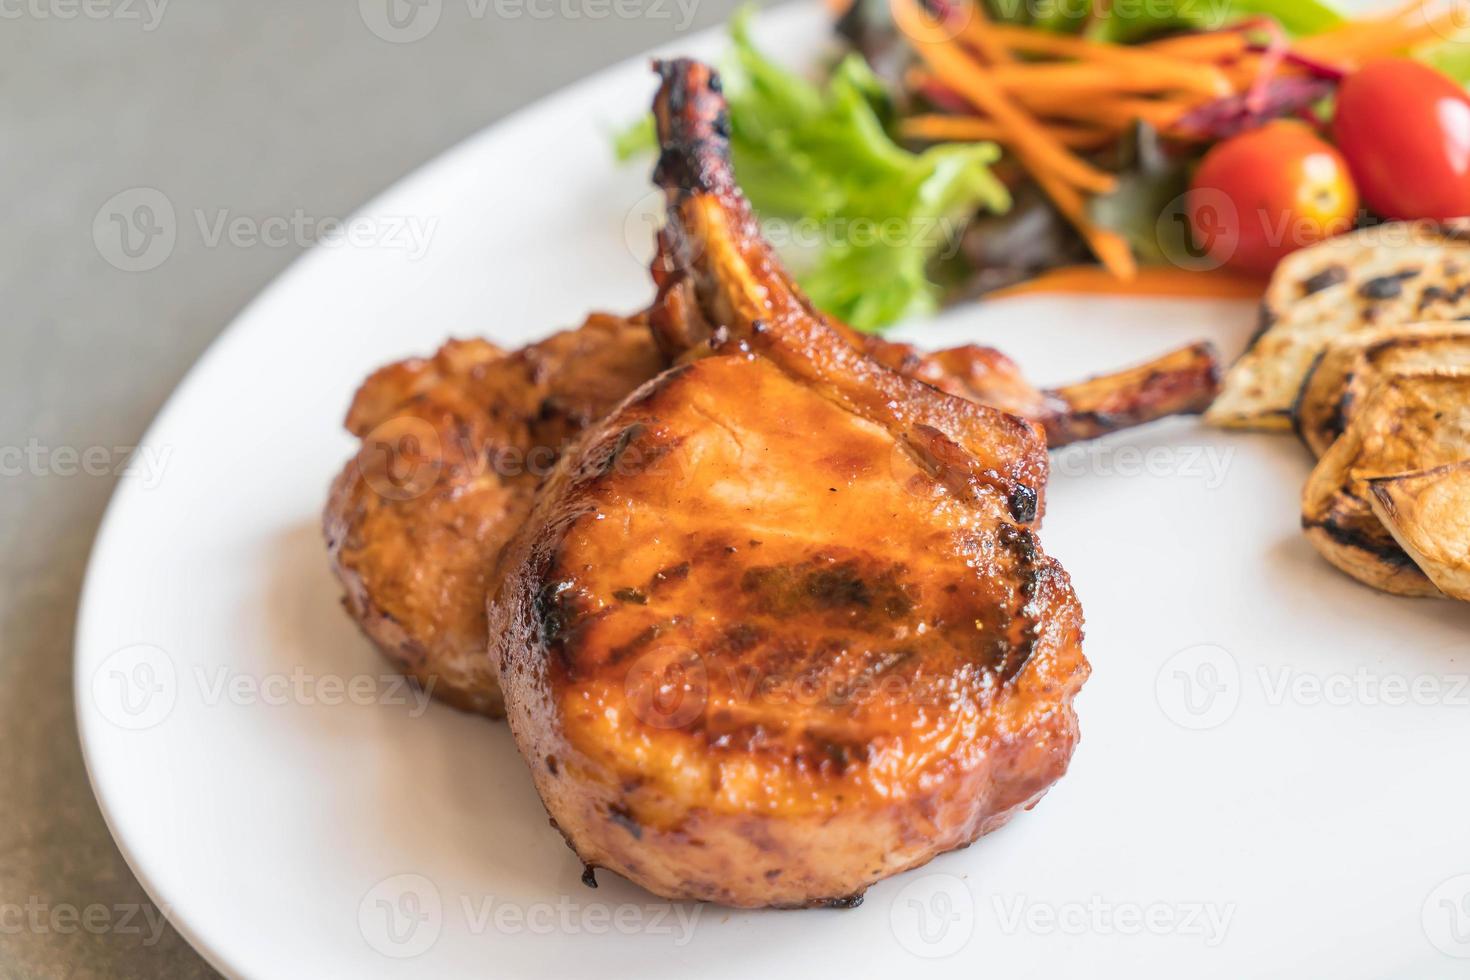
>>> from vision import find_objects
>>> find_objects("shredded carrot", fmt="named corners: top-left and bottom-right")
top-left (1295, 0), bottom-right (1467, 61)
top-left (981, 25), bottom-right (1233, 97)
top-left (902, 113), bottom-right (1116, 149)
top-left (1031, 165), bottom-right (1138, 280)
top-left (908, 66), bottom-right (1191, 132)
top-left (1362, 7), bottom-right (1470, 55)
top-left (890, 0), bottom-right (1119, 195)
top-left (1144, 31), bottom-right (1251, 62)
top-left (1089, 229), bottom-right (1141, 281)
top-left (1291, 0), bottom-right (1424, 55)
top-left (958, 0), bottom-right (1015, 64)
top-left (987, 265), bottom-right (1265, 300)
top-left (984, 61), bottom-right (1226, 97)
top-left (1011, 89), bottom-right (1192, 129)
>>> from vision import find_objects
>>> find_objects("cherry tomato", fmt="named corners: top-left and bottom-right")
top-left (1186, 121), bottom-right (1358, 277)
top-left (1333, 58), bottom-right (1470, 221)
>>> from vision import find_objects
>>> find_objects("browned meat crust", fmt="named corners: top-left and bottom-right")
top-left (485, 59), bottom-right (1090, 908)
top-left (323, 314), bottom-right (665, 715)
top-left (324, 67), bottom-right (1216, 721)
top-left (856, 336), bottom-right (1220, 447)
top-left (640, 75), bottom-right (1217, 447)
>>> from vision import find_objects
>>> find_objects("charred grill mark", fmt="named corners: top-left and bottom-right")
top-left (1328, 392), bottom-right (1352, 444)
top-left (1300, 264), bottom-right (1346, 296)
top-left (994, 523), bottom-right (1043, 682)
top-left (596, 423), bottom-right (647, 478)
top-left (1358, 269), bottom-right (1420, 301)
top-left (1418, 284), bottom-right (1448, 310)
top-left (1417, 281), bottom-right (1470, 310)
top-left (652, 59), bottom-right (735, 199)
top-left (535, 579), bottom-right (578, 653)
top-left (609, 803), bottom-right (644, 840)
top-left (706, 716), bottom-right (876, 774)
top-left (692, 537), bottom-right (742, 563)
top-left (1302, 517), bottom-right (1418, 567)
top-left (607, 619), bottom-right (675, 664)
top-left (740, 565), bottom-right (800, 610)
top-left (807, 565), bottom-right (872, 608)
top-left (1248, 302), bottom-right (1277, 346)
top-left (1288, 348), bottom-right (1328, 443)
top-left (739, 559), bottom-right (915, 620)
top-left (721, 622), bottom-right (765, 652)
top-left (613, 587), bottom-right (649, 604)
top-left (599, 426), bottom-right (685, 482)
top-left (820, 739), bottom-right (856, 773)
top-left (648, 562), bottom-right (692, 592)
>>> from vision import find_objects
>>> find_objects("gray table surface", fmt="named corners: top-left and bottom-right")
top-left (1, 1), bottom-right (741, 974)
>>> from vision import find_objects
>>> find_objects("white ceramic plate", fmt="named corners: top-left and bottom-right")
top-left (77, 4), bottom-right (1470, 977)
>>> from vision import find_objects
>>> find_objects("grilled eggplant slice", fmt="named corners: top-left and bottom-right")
top-left (1302, 371), bottom-right (1470, 596)
top-left (1208, 224), bottom-right (1470, 431)
top-left (1293, 322), bottom-right (1470, 457)
top-left (1368, 460), bottom-right (1470, 602)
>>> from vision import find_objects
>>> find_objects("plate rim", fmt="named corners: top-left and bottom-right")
top-left (69, 6), bottom-right (827, 974)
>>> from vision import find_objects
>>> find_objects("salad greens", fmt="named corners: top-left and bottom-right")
top-left (619, 0), bottom-right (1470, 328)
top-left (1422, 39), bottom-right (1470, 83)
top-left (618, 8), bottom-right (1009, 332)
top-left (983, 0), bottom-right (1343, 43)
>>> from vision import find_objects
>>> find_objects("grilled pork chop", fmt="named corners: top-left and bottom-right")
top-left (485, 60), bottom-right (1090, 908)
top-left (329, 328), bottom-right (1207, 721)
top-left (327, 318), bottom-right (1209, 718)
top-left (326, 85), bottom-right (1215, 720)
top-left (323, 314), bottom-right (665, 714)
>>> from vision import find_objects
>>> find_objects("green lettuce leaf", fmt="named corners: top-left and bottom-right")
top-left (1085, 0), bottom-right (1343, 43)
top-left (618, 8), bottom-right (1010, 332)
top-left (1420, 40), bottom-right (1470, 84)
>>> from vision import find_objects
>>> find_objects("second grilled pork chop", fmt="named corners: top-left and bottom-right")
top-left (485, 60), bottom-right (1090, 907)
top-left (324, 314), bottom-right (665, 714)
